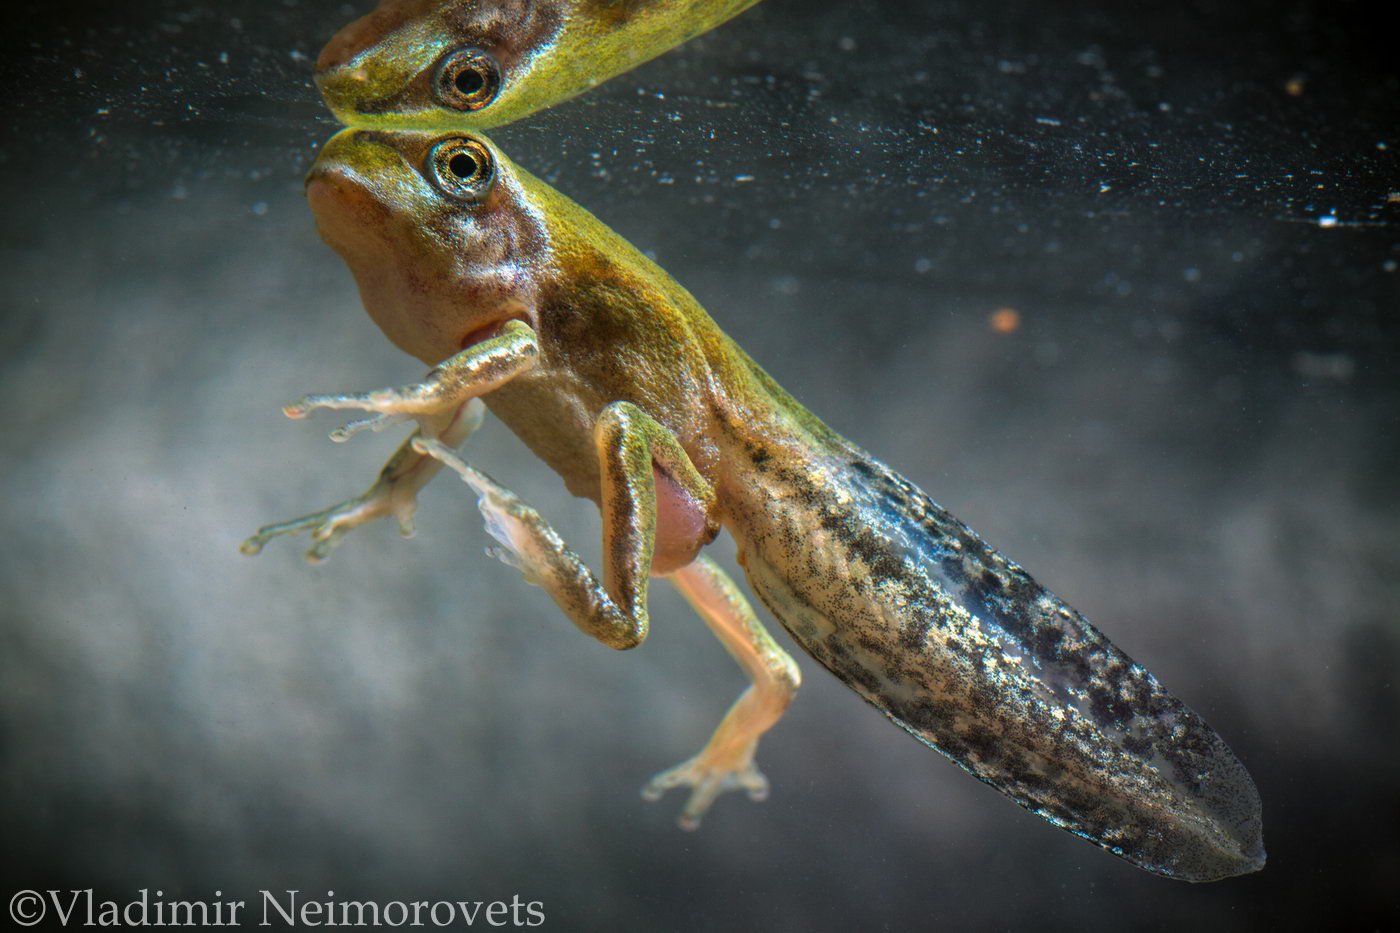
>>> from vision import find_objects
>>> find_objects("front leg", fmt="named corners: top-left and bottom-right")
top-left (412, 400), bottom-right (715, 650)
top-left (284, 319), bottom-right (538, 420)
top-left (241, 321), bottom-right (539, 561)
top-left (240, 400), bottom-right (484, 562)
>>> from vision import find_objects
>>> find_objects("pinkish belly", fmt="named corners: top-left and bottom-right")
top-left (652, 466), bottom-right (715, 575)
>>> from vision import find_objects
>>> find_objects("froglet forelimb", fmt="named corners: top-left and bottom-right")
top-left (283, 318), bottom-right (540, 419)
top-left (241, 314), bottom-right (538, 562)
top-left (240, 399), bottom-right (485, 562)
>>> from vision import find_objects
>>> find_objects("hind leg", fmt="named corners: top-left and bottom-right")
top-left (644, 555), bottom-right (801, 829)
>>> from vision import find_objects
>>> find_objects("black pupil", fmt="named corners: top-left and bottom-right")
top-left (448, 152), bottom-right (478, 181)
top-left (455, 68), bottom-right (485, 96)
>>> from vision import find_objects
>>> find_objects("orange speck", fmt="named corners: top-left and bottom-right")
top-left (1284, 75), bottom-right (1306, 97)
top-left (989, 307), bottom-right (1022, 334)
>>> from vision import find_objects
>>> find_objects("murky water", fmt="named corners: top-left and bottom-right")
top-left (3, 0), bottom-right (1396, 928)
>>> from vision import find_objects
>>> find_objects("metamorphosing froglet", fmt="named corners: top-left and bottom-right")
top-left (243, 128), bottom-right (1265, 882)
top-left (316, 0), bottom-right (764, 130)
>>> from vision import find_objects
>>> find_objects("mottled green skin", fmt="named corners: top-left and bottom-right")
top-left (316, 0), bottom-right (763, 129)
top-left (299, 128), bottom-right (1265, 881)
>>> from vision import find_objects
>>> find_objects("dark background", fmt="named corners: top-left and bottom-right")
top-left (2, 0), bottom-right (1397, 929)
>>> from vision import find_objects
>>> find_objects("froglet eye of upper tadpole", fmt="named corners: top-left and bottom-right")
top-left (434, 48), bottom-right (501, 111)
top-left (426, 137), bottom-right (495, 203)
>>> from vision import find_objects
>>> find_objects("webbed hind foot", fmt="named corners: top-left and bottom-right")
top-left (643, 751), bottom-right (770, 830)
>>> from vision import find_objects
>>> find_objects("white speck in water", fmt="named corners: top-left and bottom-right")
top-left (250, 201), bottom-right (268, 216)
top-left (734, 174), bottom-right (755, 183)
top-left (1035, 116), bottom-right (1062, 127)
top-left (1317, 214), bottom-right (1338, 228)
top-left (1099, 184), bottom-right (1112, 193)
top-left (837, 36), bottom-right (857, 52)
top-left (1158, 101), bottom-right (1172, 112)
top-left (768, 218), bottom-right (782, 230)
top-left (1183, 267), bottom-right (1202, 283)
top-left (914, 258), bottom-right (932, 273)
top-left (1382, 259), bottom-right (1397, 273)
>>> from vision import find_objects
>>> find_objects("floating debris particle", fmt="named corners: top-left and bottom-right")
top-left (989, 308), bottom-right (1022, 334)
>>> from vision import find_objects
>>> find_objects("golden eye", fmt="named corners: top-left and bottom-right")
top-left (434, 48), bottom-right (501, 111)
top-left (426, 137), bottom-right (495, 203)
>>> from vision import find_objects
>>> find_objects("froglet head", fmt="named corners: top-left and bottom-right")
top-left (316, 0), bottom-right (761, 130)
top-left (305, 127), bottom-right (550, 364)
